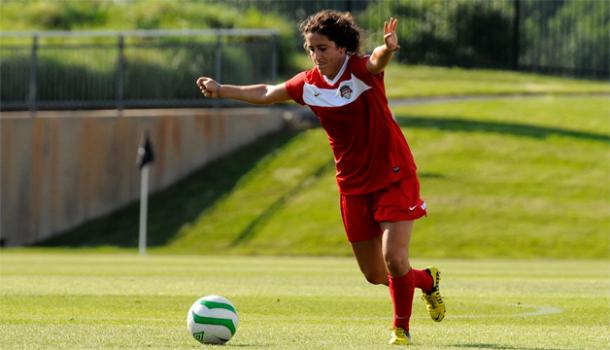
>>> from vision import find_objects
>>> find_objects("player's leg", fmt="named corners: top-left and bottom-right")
top-left (341, 193), bottom-right (388, 285)
top-left (381, 220), bottom-right (412, 277)
top-left (373, 176), bottom-right (438, 344)
top-left (350, 235), bottom-right (388, 285)
top-left (381, 220), bottom-right (414, 345)
top-left (381, 221), bottom-right (444, 344)
top-left (381, 220), bottom-right (444, 331)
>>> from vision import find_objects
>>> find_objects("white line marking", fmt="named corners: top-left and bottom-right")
top-left (446, 303), bottom-right (563, 319)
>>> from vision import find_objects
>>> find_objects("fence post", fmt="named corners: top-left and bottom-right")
top-left (271, 33), bottom-right (278, 83)
top-left (215, 31), bottom-right (222, 84)
top-left (28, 34), bottom-right (38, 115)
top-left (117, 34), bottom-right (125, 111)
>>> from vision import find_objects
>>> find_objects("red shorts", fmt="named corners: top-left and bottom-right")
top-left (339, 175), bottom-right (427, 242)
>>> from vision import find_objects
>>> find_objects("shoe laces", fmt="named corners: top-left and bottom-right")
top-left (431, 289), bottom-right (443, 305)
top-left (423, 288), bottom-right (443, 307)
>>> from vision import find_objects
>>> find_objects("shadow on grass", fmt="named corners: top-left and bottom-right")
top-left (36, 129), bottom-right (300, 248)
top-left (396, 115), bottom-right (610, 143)
top-left (230, 158), bottom-right (335, 247)
top-left (453, 343), bottom-right (564, 350)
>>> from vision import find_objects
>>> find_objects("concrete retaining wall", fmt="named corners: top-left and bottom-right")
top-left (0, 108), bottom-right (285, 246)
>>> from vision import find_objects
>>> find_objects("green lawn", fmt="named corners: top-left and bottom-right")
top-left (384, 64), bottom-right (610, 98)
top-left (290, 56), bottom-right (610, 99)
top-left (39, 96), bottom-right (610, 258)
top-left (0, 252), bottom-right (607, 349)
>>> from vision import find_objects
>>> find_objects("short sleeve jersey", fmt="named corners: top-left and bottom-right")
top-left (284, 55), bottom-right (417, 195)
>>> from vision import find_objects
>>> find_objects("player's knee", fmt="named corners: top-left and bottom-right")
top-left (384, 252), bottom-right (409, 276)
top-left (363, 272), bottom-right (387, 285)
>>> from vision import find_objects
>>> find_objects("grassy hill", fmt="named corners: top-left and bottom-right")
top-left (384, 64), bottom-right (610, 98)
top-left (39, 95), bottom-right (609, 258)
top-left (290, 57), bottom-right (610, 97)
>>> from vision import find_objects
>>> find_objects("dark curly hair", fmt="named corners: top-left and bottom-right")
top-left (299, 10), bottom-right (363, 55)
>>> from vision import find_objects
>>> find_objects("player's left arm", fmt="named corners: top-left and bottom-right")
top-left (366, 17), bottom-right (400, 75)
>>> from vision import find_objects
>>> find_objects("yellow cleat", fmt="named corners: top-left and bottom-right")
top-left (421, 266), bottom-right (445, 322)
top-left (388, 327), bottom-right (411, 345)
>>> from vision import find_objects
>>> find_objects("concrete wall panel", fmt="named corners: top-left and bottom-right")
top-left (0, 108), bottom-right (284, 246)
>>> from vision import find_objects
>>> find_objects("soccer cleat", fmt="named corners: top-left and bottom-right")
top-left (421, 266), bottom-right (445, 322)
top-left (388, 327), bottom-right (411, 345)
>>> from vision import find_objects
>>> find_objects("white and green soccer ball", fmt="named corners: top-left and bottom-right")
top-left (187, 295), bottom-right (239, 345)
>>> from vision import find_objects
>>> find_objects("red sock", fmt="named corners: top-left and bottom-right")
top-left (388, 270), bottom-right (415, 332)
top-left (412, 268), bottom-right (434, 293)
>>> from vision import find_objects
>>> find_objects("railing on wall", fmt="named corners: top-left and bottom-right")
top-left (0, 29), bottom-right (279, 112)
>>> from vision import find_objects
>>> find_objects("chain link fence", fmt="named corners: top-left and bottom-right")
top-left (221, 0), bottom-right (609, 77)
top-left (1, 0), bottom-right (607, 111)
top-left (0, 29), bottom-right (278, 111)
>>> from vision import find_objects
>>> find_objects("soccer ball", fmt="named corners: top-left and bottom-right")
top-left (187, 295), bottom-right (239, 345)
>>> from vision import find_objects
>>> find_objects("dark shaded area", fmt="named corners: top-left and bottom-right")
top-left (230, 159), bottom-right (335, 247)
top-left (396, 115), bottom-right (610, 143)
top-left (395, 2), bottom-right (513, 68)
top-left (418, 172), bottom-right (446, 179)
top-left (36, 129), bottom-right (300, 248)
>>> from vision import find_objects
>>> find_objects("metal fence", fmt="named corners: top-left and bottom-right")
top-left (1, 0), bottom-right (607, 111)
top-left (0, 29), bottom-right (278, 111)
top-left (516, 0), bottom-right (609, 77)
top-left (222, 0), bottom-right (609, 77)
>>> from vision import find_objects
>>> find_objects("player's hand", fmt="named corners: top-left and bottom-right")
top-left (383, 17), bottom-right (400, 52)
top-left (196, 77), bottom-right (221, 99)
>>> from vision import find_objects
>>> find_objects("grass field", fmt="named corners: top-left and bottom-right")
top-left (290, 57), bottom-right (610, 98)
top-left (41, 96), bottom-right (610, 258)
top-left (4, 62), bottom-right (608, 349)
top-left (383, 64), bottom-right (610, 98)
top-left (0, 252), bottom-right (607, 349)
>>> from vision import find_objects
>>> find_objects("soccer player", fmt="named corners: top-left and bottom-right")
top-left (196, 10), bottom-right (445, 345)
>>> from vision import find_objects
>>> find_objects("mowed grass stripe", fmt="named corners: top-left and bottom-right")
top-left (0, 253), bottom-right (607, 349)
top-left (383, 63), bottom-right (610, 98)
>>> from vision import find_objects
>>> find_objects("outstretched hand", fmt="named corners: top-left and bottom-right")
top-left (383, 17), bottom-right (400, 52)
top-left (196, 77), bottom-right (221, 98)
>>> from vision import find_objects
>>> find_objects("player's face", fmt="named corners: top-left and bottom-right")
top-left (304, 32), bottom-right (346, 79)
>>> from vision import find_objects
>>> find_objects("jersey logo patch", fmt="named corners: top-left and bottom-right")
top-left (303, 74), bottom-right (371, 108)
top-left (340, 84), bottom-right (353, 99)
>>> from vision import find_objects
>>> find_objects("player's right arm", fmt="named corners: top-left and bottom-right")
top-left (196, 77), bottom-right (291, 105)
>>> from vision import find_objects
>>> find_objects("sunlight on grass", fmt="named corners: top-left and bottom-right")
top-left (384, 64), bottom-right (610, 98)
top-left (288, 56), bottom-right (610, 98)
top-left (39, 97), bottom-right (610, 259)
top-left (0, 253), bottom-right (607, 349)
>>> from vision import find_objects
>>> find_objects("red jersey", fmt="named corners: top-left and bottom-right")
top-left (284, 55), bottom-right (417, 195)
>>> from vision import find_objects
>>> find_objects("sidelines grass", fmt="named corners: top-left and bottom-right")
top-left (40, 96), bottom-right (609, 258)
top-left (0, 252), bottom-right (607, 349)
top-left (290, 56), bottom-right (610, 98)
top-left (384, 64), bottom-right (610, 98)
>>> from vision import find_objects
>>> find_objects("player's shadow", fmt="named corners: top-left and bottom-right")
top-left (395, 115), bottom-right (610, 143)
top-left (454, 343), bottom-right (564, 350)
top-left (36, 129), bottom-right (301, 248)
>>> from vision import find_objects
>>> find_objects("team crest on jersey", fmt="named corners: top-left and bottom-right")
top-left (302, 74), bottom-right (370, 107)
top-left (339, 84), bottom-right (353, 99)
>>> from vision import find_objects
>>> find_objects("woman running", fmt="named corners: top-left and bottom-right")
top-left (196, 10), bottom-right (445, 346)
